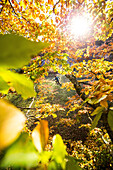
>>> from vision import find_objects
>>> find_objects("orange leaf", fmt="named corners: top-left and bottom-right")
top-left (48, 0), bottom-right (53, 5)
top-left (100, 99), bottom-right (108, 109)
top-left (32, 120), bottom-right (49, 152)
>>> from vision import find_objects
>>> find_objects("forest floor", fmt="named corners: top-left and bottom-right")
top-left (4, 74), bottom-right (100, 153)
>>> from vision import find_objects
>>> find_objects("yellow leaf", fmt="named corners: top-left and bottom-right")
top-left (0, 99), bottom-right (26, 150)
top-left (100, 99), bottom-right (108, 109)
top-left (20, 0), bottom-right (26, 10)
top-left (32, 120), bottom-right (49, 152)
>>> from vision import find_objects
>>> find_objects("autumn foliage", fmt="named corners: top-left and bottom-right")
top-left (0, 0), bottom-right (113, 169)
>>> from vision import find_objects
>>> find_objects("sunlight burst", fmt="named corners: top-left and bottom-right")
top-left (70, 15), bottom-right (91, 38)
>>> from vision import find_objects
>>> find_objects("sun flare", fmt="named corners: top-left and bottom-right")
top-left (70, 15), bottom-right (91, 38)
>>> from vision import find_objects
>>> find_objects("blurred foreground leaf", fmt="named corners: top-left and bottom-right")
top-left (0, 100), bottom-right (26, 150)
top-left (52, 134), bottom-right (67, 169)
top-left (0, 69), bottom-right (36, 98)
top-left (0, 133), bottom-right (38, 168)
top-left (0, 34), bottom-right (49, 69)
top-left (32, 120), bottom-right (49, 152)
top-left (0, 76), bottom-right (9, 94)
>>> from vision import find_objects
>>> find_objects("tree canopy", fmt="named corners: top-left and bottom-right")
top-left (0, 0), bottom-right (113, 169)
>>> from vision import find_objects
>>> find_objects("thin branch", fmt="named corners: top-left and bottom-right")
top-left (78, 81), bottom-right (92, 86)
top-left (26, 97), bottom-right (35, 117)
top-left (53, 0), bottom-right (60, 13)
top-left (8, 0), bottom-right (33, 27)
top-left (8, 0), bottom-right (18, 16)
top-left (65, 74), bottom-right (96, 109)
top-left (18, 107), bottom-right (36, 110)
top-left (90, 70), bottom-right (99, 80)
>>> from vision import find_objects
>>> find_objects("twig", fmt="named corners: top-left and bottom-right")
top-left (79, 81), bottom-right (92, 86)
top-left (8, 0), bottom-right (33, 27)
top-left (65, 74), bottom-right (96, 109)
top-left (8, 0), bottom-right (18, 16)
top-left (90, 70), bottom-right (99, 80)
top-left (53, 0), bottom-right (60, 13)
top-left (0, 0), bottom-right (7, 14)
top-left (26, 97), bottom-right (35, 117)
top-left (18, 107), bottom-right (36, 110)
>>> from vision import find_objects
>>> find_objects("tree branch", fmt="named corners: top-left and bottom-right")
top-left (8, 0), bottom-right (33, 27)
top-left (53, 0), bottom-right (60, 13)
top-left (78, 81), bottom-right (92, 86)
top-left (26, 97), bottom-right (35, 117)
top-left (8, 0), bottom-right (18, 16)
top-left (89, 70), bottom-right (99, 80)
top-left (18, 107), bottom-right (36, 110)
top-left (65, 74), bottom-right (96, 109)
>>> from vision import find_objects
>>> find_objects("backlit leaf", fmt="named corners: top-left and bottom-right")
top-left (52, 134), bottom-right (67, 169)
top-left (32, 120), bottom-right (49, 152)
top-left (0, 76), bottom-right (9, 94)
top-left (48, 161), bottom-right (62, 170)
top-left (100, 99), bottom-right (108, 108)
top-left (0, 133), bottom-right (38, 168)
top-left (0, 100), bottom-right (26, 150)
top-left (0, 69), bottom-right (36, 98)
top-left (91, 106), bottom-right (105, 116)
top-left (94, 95), bottom-right (108, 104)
top-left (0, 34), bottom-right (49, 69)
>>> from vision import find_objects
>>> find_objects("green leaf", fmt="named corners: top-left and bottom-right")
top-left (48, 161), bottom-right (62, 170)
top-left (0, 34), bottom-right (49, 68)
top-left (0, 76), bottom-right (9, 94)
top-left (108, 110), bottom-right (113, 131)
top-left (0, 69), bottom-right (36, 98)
top-left (66, 156), bottom-right (82, 170)
top-left (91, 106), bottom-right (105, 116)
top-left (0, 133), bottom-right (38, 168)
top-left (52, 134), bottom-right (67, 169)
top-left (37, 151), bottom-right (52, 164)
top-left (91, 112), bottom-right (103, 130)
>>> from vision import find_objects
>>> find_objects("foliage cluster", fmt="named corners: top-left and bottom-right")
top-left (71, 126), bottom-right (113, 169)
top-left (0, 0), bottom-right (113, 169)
